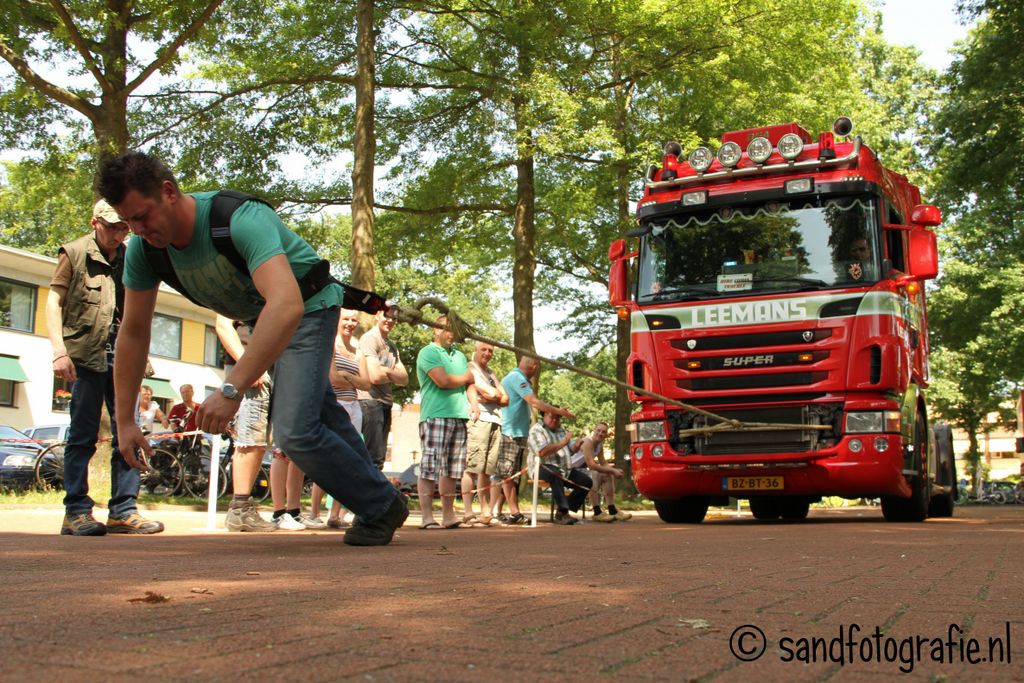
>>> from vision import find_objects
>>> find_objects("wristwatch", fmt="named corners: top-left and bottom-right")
top-left (220, 383), bottom-right (242, 400)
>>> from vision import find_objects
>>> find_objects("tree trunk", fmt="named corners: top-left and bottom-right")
top-left (511, 96), bottom-right (536, 361)
top-left (350, 0), bottom-right (377, 293)
top-left (611, 71), bottom-right (635, 489)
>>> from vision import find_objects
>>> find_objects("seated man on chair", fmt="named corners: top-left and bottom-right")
top-left (577, 421), bottom-right (631, 523)
top-left (529, 411), bottom-right (591, 525)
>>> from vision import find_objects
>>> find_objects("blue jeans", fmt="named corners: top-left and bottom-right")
top-left (359, 399), bottom-right (392, 470)
top-left (540, 464), bottom-right (592, 513)
top-left (64, 363), bottom-right (140, 516)
top-left (271, 307), bottom-right (395, 522)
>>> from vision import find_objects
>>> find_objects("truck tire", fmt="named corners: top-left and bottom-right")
top-left (749, 497), bottom-right (781, 520)
top-left (654, 497), bottom-right (708, 523)
top-left (778, 497), bottom-right (811, 520)
top-left (882, 411), bottom-right (929, 523)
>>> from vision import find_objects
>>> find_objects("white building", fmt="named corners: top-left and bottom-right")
top-left (0, 243), bottom-right (225, 431)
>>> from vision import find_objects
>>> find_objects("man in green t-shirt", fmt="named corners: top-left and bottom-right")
top-left (415, 316), bottom-right (475, 529)
top-left (98, 151), bottom-right (408, 547)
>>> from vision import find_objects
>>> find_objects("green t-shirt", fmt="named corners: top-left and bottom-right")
top-left (416, 342), bottom-right (469, 421)
top-left (123, 191), bottom-right (343, 321)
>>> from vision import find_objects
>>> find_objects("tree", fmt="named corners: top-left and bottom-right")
top-left (927, 0), bottom-right (1024, 473)
top-left (0, 0), bottom-right (226, 164)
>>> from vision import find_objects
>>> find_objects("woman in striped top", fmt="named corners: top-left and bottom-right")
top-left (311, 309), bottom-right (371, 528)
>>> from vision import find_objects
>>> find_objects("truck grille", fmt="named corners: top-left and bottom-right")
top-left (668, 404), bottom-right (841, 457)
top-left (678, 372), bottom-right (828, 391)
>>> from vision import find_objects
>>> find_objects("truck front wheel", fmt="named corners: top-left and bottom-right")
top-left (881, 411), bottom-right (929, 523)
top-left (655, 497), bottom-right (709, 523)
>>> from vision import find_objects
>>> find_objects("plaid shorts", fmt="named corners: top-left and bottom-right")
top-left (418, 418), bottom-right (468, 481)
top-left (495, 435), bottom-right (526, 479)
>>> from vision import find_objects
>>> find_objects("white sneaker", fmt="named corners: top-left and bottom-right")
top-left (275, 512), bottom-right (305, 530)
top-left (299, 512), bottom-right (327, 529)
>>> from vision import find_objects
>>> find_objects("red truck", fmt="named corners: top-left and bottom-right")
top-left (608, 118), bottom-right (957, 523)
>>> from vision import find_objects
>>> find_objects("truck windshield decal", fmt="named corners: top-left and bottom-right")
top-left (638, 195), bottom-right (880, 303)
top-left (632, 291), bottom-right (913, 332)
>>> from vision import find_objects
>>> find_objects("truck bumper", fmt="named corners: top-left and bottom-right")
top-left (632, 434), bottom-right (911, 500)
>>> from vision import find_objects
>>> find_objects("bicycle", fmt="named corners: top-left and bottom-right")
top-left (34, 441), bottom-right (65, 491)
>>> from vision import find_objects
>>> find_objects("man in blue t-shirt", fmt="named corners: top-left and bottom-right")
top-left (98, 151), bottom-right (407, 546)
top-left (492, 355), bottom-right (575, 524)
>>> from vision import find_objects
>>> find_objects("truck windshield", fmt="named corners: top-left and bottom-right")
top-left (637, 195), bottom-right (881, 302)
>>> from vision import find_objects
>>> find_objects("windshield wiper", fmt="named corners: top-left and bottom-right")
top-left (754, 277), bottom-right (830, 290)
top-left (646, 285), bottom-right (721, 301)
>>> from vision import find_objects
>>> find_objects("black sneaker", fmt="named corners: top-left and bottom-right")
top-left (343, 494), bottom-right (409, 546)
top-left (61, 512), bottom-right (107, 536)
top-left (509, 512), bottom-right (526, 525)
top-left (496, 514), bottom-right (512, 524)
top-left (553, 511), bottom-right (577, 525)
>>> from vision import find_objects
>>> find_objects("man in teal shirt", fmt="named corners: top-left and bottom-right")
top-left (99, 151), bottom-right (408, 546)
top-left (415, 315), bottom-right (474, 528)
top-left (493, 356), bottom-right (575, 524)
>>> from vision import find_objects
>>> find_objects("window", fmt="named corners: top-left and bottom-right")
top-left (0, 278), bottom-right (36, 332)
top-left (884, 201), bottom-right (907, 272)
top-left (150, 314), bottom-right (182, 358)
top-left (204, 325), bottom-right (225, 367)
top-left (0, 379), bottom-right (13, 407)
top-left (52, 377), bottom-right (72, 413)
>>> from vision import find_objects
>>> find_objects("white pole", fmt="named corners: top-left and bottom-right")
top-left (206, 433), bottom-right (222, 531)
top-left (530, 454), bottom-right (540, 527)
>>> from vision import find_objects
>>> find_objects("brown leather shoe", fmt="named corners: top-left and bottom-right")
top-left (106, 512), bottom-right (165, 534)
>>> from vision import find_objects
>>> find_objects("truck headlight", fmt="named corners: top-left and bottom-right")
top-left (688, 147), bottom-right (713, 173)
top-left (631, 420), bottom-right (666, 443)
top-left (778, 133), bottom-right (804, 160)
top-left (845, 411), bottom-right (901, 433)
top-left (746, 136), bottom-right (772, 164)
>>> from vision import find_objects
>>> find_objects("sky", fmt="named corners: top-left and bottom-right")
top-left (879, 0), bottom-right (973, 70)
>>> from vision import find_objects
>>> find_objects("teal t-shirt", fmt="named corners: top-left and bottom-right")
top-left (501, 367), bottom-right (534, 438)
top-left (416, 342), bottom-right (469, 421)
top-left (123, 191), bottom-right (343, 321)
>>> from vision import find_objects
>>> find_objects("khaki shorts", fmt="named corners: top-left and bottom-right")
top-left (234, 384), bottom-right (271, 448)
top-left (465, 419), bottom-right (502, 475)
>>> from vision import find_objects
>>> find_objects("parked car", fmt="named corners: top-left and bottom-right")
top-left (382, 463), bottom-right (419, 497)
top-left (22, 424), bottom-right (70, 444)
top-left (0, 425), bottom-right (45, 490)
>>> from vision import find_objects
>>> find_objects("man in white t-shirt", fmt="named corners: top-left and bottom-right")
top-left (461, 342), bottom-right (508, 525)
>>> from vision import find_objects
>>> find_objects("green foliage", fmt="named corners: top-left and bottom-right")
top-left (0, 154), bottom-right (95, 253)
top-left (541, 348), bottom-right (622, 442)
top-left (926, 0), bottom-right (1024, 443)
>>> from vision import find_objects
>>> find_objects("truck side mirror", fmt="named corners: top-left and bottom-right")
top-left (907, 229), bottom-right (938, 280)
top-left (911, 204), bottom-right (941, 227)
top-left (609, 239), bottom-right (631, 307)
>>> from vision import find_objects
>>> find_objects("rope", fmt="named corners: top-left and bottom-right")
top-left (396, 297), bottom-right (829, 436)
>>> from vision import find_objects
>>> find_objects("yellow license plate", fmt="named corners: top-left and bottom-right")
top-left (723, 476), bottom-right (784, 492)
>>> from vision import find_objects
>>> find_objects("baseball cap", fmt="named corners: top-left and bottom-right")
top-left (92, 199), bottom-right (125, 225)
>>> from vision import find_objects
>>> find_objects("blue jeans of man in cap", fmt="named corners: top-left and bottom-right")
top-left (63, 363), bottom-right (141, 516)
top-left (270, 306), bottom-right (395, 521)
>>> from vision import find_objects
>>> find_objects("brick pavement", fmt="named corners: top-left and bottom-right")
top-left (0, 504), bottom-right (1021, 682)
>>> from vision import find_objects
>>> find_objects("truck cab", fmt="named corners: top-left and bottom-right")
top-left (609, 119), bottom-right (956, 523)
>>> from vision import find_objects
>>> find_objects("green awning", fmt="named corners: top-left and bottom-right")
top-left (145, 378), bottom-right (177, 400)
top-left (0, 356), bottom-right (28, 382)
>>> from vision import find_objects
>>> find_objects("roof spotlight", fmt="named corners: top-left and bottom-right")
top-left (663, 141), bottom-right (683, 157)
top-left (688, 147), bottom-right (714, 173)
top-left (746, 136), bottom-right (772, 164)
top-left (717, 141), bottom-right (742, 168)
top-left (778, 133), bottom-right (804, 160)
top-left (833, 116), bottom-right (854, 137)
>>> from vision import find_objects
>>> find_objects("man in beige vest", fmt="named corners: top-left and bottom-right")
top-left (45, 200), bottom-right (164, 536)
